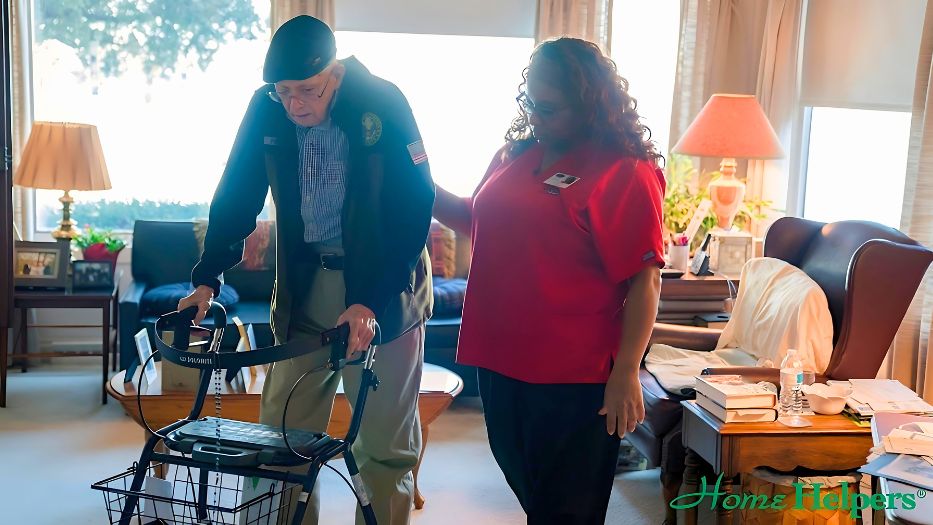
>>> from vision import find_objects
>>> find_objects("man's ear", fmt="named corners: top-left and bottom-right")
top-left (332, 62), bottom-right (347, 85)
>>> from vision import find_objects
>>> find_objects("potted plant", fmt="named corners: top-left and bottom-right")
top-left (663, 154), bottom-right (770, 251)
top-left (74, 226), bottom-right (126, 272)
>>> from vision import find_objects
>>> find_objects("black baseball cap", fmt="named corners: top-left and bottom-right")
top-left (263, 15), bottom-right (336, 83)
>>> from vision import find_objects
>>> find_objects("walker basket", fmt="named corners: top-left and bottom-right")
top-left (93, 461), bottom-right (299, 525)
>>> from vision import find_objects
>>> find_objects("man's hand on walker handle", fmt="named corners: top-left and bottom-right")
top-left (177, 285), bottom-right (215, 325)
top-left (599, 369), bottom-right (645, 437)
top-left (337, 304), bottom-right (377, 359)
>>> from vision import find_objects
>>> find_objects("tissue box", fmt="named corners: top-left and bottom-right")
top-left (708, 230), bottom-right (753, 275)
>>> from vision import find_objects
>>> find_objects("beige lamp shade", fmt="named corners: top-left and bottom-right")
top-left (13, 121), bottom-right (111, 191)
top-left (672, 94), bottom-right (784, 159)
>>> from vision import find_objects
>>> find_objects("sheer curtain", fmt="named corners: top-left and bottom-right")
top-left (10, 0), bottom-right (33, 240)
top-left (888, 0), bottom-right (933, 401)
top-left (669, 0), bottom-right (804, 235)
top-left (271, 0), bottom-right (335, 32)
top-left (536, 0), bottom-right (613, 51)
top-left (746, 0), bottom-right (806, 235)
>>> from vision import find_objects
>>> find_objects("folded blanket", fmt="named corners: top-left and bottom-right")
top-left (645, 344), bottom-right (758, 395)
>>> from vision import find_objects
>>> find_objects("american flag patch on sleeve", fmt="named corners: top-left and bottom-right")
top-left (407, 140), bottom-right (428, 165)
top-left (642, 251), bottom-right (656, 261)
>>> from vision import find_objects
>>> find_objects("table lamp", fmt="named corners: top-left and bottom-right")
top-left (672, 94), bottom-right (784, 230)
top-left (13, 121), bottom-right (111, 240)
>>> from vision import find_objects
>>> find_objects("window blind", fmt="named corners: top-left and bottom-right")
top-left (334, 0), bottom-right (537, 38)
top-left (801, 0), bottom-right (925, 111)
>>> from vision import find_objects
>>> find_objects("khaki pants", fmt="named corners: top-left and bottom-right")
top-left (260, 262), bottom-right (424, 525)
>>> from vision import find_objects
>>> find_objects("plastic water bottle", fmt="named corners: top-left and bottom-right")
top-left (779, 349), bottom-right (803, 415)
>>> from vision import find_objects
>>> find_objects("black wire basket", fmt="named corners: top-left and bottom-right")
top-left (92, 462), bottom-right (299, 525)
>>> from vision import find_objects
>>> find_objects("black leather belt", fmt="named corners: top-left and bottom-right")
top-left (319, 253), bottom-right (345, 271)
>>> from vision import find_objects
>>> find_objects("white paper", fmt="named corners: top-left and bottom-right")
top-left (239, 476), bottom-right (282, 525)
top-left (142, 476), bottom-right (175, 522)
top-left (684, 199), bottom-right (712, 246)
top-left (882, 429), bottom-right (933, 456)
top-left (849, 379), bottom-right (933, 413)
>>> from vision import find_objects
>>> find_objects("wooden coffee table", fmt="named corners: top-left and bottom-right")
top-left (681, 400), bottom-right (873, 525)
top-left (107, 362), bottom-right (463, 509)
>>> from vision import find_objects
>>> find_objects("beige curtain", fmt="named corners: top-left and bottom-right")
top-left (745, 0), bottom-right (806, 235)
top-left (887, 0), bottom-right (933, 401)
top-left (670, 0), bottom-right (803, 236)
top-left (10, 0), bottom-right (33, 240)
top-left (271, 0), bottom-right (335, 33)
top-left (669, 0), bottom-right (766, 147)
top-left (536, 0), bottom-right (613, 52)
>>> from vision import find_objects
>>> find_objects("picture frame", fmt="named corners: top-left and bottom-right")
top-left (13, 240), bottom-right (69, 289)
top-left (72, 260), bottom-right (115, 290)
top-left (226, 316), bottom-right (259, 388)
top-left (134, 328), bottom-right (159, 388)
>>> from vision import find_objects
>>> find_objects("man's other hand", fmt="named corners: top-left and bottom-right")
top-left (336, 304), bottom-right (377, 358)
top-left (177, 285), bottom-right (215, 325)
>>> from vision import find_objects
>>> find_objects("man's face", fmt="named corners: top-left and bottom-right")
top-left (273, 63), bottom-right (340, 127)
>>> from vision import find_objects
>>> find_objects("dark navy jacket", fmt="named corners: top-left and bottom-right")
top-left (192, 57), bottom-right (434, 343)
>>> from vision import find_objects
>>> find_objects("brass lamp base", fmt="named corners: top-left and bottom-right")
top-left (51, 190), bottom-right (81, 240)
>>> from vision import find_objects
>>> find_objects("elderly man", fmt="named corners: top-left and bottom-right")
top-left (178, 15), bottom-right (434, 525)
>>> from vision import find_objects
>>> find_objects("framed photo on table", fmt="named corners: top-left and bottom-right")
top-left (13, 240), bottom-right (69, 289)
top-left (72, 260), bottom-right (114, 290)
top-left (133, 328), bottom-right (159, 387)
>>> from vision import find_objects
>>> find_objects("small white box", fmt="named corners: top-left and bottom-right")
top-left (708, 230), bottom-right (753, 275)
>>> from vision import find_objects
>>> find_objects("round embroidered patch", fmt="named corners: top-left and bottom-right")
top-left (362, 112), bottom-right (382, 146)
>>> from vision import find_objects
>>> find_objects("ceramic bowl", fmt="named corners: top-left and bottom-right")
top-left (803, 383), bottom-right (849, 415)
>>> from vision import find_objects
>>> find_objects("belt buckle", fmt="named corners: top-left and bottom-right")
top-left (320, 253), bottom-right (336, 271)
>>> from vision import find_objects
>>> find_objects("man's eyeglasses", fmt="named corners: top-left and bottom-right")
top-left (268, 69), bottom-right (333, 104)
top-left (516, 92), bottom-right (568, 120)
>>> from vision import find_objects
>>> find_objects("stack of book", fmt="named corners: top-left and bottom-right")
top-left (694, 375), bottom-right (778, 423)
top-left (842, 400), bottom-right (874, 427)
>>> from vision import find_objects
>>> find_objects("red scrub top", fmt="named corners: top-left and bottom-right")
top-left (456, 142), bottom-right (666, 384)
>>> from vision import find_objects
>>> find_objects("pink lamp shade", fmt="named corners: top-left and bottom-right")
top-left (672, 94), bottom-right (784, 159)
top-left (672, 94), bottom-right (784, 230)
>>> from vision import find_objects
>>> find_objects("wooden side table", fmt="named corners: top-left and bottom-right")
top-left (6, 274), bottom-right (120, 405)
top-left (681, 400), bottom-right (873, 525)
top-left (107, 362), bottom-right (464, 510)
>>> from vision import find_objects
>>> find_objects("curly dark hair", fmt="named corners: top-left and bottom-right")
top-left (505, 38), bottom-right (662, 165)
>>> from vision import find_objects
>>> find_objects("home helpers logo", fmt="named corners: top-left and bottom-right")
top-left (670, 474), bottom-right (924, 519)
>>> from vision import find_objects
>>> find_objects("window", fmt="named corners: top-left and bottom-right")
top-left (795, 0), bottom-right (922, 229)
top-left (335, 32), bottom-right (534, 197)
top-left (610, 0), bottom-right (682, 158)
top-left (31, 0), bottom-right (271, 232)
top-left (801, 107), bottom-right (911, 228)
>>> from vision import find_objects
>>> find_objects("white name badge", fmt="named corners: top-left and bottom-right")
top-left (543, 172), bottom-right (580, 189)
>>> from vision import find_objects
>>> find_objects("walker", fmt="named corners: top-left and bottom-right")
top-left (92, 302), bottom-right (380, 525)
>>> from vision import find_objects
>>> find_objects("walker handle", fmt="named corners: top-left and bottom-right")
top-left (191, 442), bottom-right (260, 467)
top-left (162, 303), bottom-right (227, 351)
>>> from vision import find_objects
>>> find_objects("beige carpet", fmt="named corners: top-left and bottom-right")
top-left (0, 360), bottom-right (715, 524)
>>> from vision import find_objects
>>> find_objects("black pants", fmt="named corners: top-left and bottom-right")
top-left (478, 368), bottom-right (621, 525)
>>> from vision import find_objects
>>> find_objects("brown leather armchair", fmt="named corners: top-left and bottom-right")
top-left (628, 217), bottom-right (933, 524)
